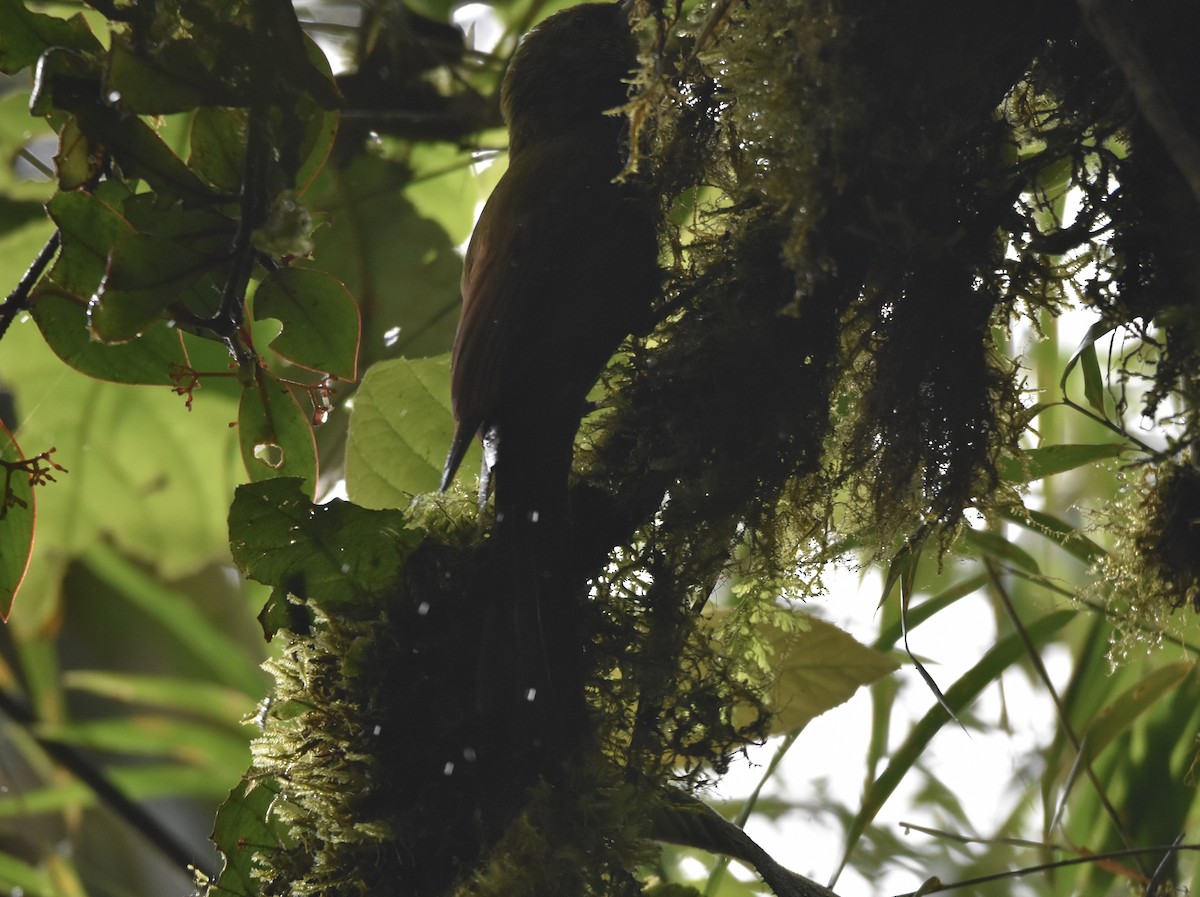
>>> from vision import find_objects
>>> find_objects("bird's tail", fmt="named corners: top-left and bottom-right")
top-left (440, 422), bottom-right (474, 492)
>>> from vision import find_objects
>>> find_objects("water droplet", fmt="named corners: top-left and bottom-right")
top-left (417, 601), bottom-right (430, 616)
top-left (524, 687), bottom-right (537, 702)
top-left (106, 90), bottom-right (121, 103)
top-left (528, 510), bottom-right (540, 523)
top-left (373, 724), bottom-right (382, 736)
top-left (443, 761), bottom-right (455, 776)
top-left (383, 326), bottom-right (402, 347)
top-left (462, 747), bottom-right (477, 762)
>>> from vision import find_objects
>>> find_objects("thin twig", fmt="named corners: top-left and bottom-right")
top-left (1143, 832), bottom-right (1184, 897)
top-left (891, 841), bottom-right (1200, 897)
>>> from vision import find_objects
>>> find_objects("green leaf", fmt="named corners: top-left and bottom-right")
top-left (105, 37), bottom-right (228, 114)
top-left (879, 538), bottom-right (923, 607)
top-left (1001, 507), bottom-right (1107, 563)
top-left (762, 615), bottom-right (899, 732)
top-left (63, 670), bottom-right (255, 730)
top-left (72, 106), bottom-right (215, 202)
top-left (228, 478), bottom-right (419, 628)
top-left (35, 715), bottom-right (249, 771)
top-left (1079, 341), bottom-right (1106, 415)
top-left (405, 142), bottom-right (504, 247)
top-left (294, 102), bottom-right (338, 196)
top-left (0, 852), bottom-right (58, 897)
top-left (190, 106), bottom-right (246, 193)
top-left (238, 375), bottom-right (319, 499)
top-left (1060, 319), bottom-right (1115, 409)
top-left (0, 421), bottom-right (35, 618)
top-left (28, 47), bottom-right (97, 117)
top-left (253, 266), bottom-right (360, 380)
top-left (999, 442), bottom-right (1127, 484)
top-left (287, 35), bottom-right (340, 193)
top-left (31, 287), bottom-right (189, 384)
top-left (3, 317), bottom-right (243, 634)
top-left (305, 154), bottom-right (462, 365)
top-left (82, 543), bottom-right (267, 696)
top-left (45, 187), bottom-right (134, 296)
top-left (54, 115), bottom-right (103, 190)
top-left (257, 6), bottom-right (341, 111)
top-left (831, 609), bottom-right (1077, 883)
top-left (212, 777), bottom-right (284, 897)
top-left (0, 4), bottom-right (102, 75)
top-left (346, 355), bottom-right (466, 508)
top-left (0, 763), bottom-right (233, 816)
top-left (119, 192), bottom-right (235, 247)
top-left (1074, 661), bottom-right (1193, 780)
top-left (959, 527), bottom-right (1041, 574)
top-left (88, 232), bottom-right (218, 343)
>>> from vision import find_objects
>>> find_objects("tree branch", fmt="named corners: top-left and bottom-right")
top-left (1078, 0), bottom-right (1200, 207)
top-left (0, 231), bottom-right (61, 341)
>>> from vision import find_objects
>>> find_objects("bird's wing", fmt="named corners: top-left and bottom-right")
top-left (450, 140), bottom-right (593, 434)
top-left (442, 158), bottom-right (542, 489)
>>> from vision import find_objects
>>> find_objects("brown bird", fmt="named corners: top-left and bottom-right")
top-left (439, 1), bottom-right (659, 531)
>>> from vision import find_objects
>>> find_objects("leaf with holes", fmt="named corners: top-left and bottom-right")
top-left (253, 267), bottom-right (359, 381)
top-left (227, 478), bottom-right (418, 635)
top-left (238, 376), bottom-right (318, 500)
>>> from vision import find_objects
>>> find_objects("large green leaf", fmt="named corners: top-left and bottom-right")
top-left (999, 443), bottom-right (1128, 484)
top-left (0, 4), bottom-right (102, 75)
top-left (1069, 661), bottom-right (1194, 788)
top-left (104, 37), bottom-right (231, 114)
top-left (345, 355), bottom-right (463, 508)
top-left (189, 106), bottom-right (246, 194)
top-left (305, 153), bottom-right (462, 365)
top-left (44, 186), bottom-right (134, 296)
top-left (32, 287), bottom-right (190, 384)
top-left (3, 315), bottom-right (243, 634)
top-left (761, 614), bottom-right (899, 732)
top-left (227, 478), bottom-right (419, 632)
